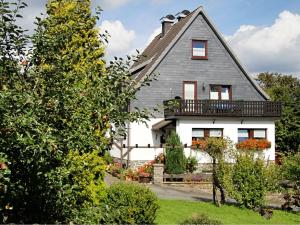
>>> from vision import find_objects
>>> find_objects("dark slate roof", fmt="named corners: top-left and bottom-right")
top-left (131, 6), bottom-right (270, 100)
top-left (131, 8), bottom-right (197, 80)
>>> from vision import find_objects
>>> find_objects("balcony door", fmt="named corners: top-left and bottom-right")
top-left (183, 81), bottom-right (197, 113)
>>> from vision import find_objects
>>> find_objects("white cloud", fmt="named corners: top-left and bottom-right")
top-left (97, 0), bottom-right (132, 10)
top-left (146, 26), bottom-right (161, 46)
top-left (100, 20), bottom-right (136, 58)
top-left (227, 10), bottom-right (300, 76)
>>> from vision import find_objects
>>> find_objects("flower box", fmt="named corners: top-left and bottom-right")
top-left (236, 139), bottom-right (271, 151)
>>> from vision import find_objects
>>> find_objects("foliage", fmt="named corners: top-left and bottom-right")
top-left (165, 131), bottom-right (186, 174)
top-left (137, 160), bottom-right (154, 176)
top-left (155, 152), bottom-right (165, 164)
top-left (257, 72), bottom-right (300, 152)
top-left (193, 137), bottom-right (230, 205)
top-left (103, 151), bottom-right (114, 165)
top-left (192, 139), bottom-right (207, 149)
top-left (224, 153), bottom-right (278, 209)
top-left (236, 139), bottom-right (271, 151)
top-left (180, 213), bottom-right (223, 225)
top-left (0, 0), bottom-right (154, 223)
top-left (102, 183), bottom-right (159, 224)
top-left (44, 150), bottom-right (106, 221)
top-left (281, 151), bottom-right (300, 183)
top-left (280, 151), bottom-right (300, 211)
top-left (186, 156), bottom-right (198, 173)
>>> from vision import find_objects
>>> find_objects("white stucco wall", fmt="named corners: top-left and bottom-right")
top-left (176, 118), bottom-right (276, 162)
top-left (111, 117), bottom-right (276, 163)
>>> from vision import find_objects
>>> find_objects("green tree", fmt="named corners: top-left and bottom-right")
top-left (0, 0), bottom-right (154, 223)
top-left (165, 131), bottom-right (186, 174)
top-left (257, 72), bottom-right (300, 152)
top-left (203, 138), bottom-right (228, 205)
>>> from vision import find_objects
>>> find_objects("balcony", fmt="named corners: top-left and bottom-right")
top-left (163, 99), bottom-right (281, 118)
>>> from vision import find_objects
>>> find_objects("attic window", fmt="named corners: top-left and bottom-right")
top-left (192, 40), bottom-right (207, 59)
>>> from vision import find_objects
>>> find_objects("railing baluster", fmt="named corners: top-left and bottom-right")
top-left (163, 99), bottom-right (281, 117)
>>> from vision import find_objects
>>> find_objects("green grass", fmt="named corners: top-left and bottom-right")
top-left (155, 199), bottom-right (300, 224)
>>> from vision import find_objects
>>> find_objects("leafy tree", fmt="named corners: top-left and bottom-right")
top-left (165, 131), bottom-right (186, 174)
top-left (224, 153), bottom-right (279, 209)
top-left (0, 0), bottom-right (154, 223)
top-left (203, 138), bottom-right (228, 205)
top-left (257, 72), bottom-right (300, 152)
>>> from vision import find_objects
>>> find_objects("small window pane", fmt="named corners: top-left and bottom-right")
top-left (210, 129), bottom-right (222, 137)
top-left (221, 86), bottom-right (230, 100)
top-left (192, 128), bottom-right (204, 138)
top-left (192, 41), bottom-right (206, 57)
top-left (254, 129), bottom-right (266, 139)
top-left (238, 129), bottom-right (249, 142)
top-left (210, 86), bottom-right (219, 100)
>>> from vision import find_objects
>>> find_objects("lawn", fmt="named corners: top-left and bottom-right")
top-left (155, 199), bottom-right (300, 224)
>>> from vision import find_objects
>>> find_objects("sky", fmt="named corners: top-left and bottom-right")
top-left (15, 0), bottom-right (300, 77)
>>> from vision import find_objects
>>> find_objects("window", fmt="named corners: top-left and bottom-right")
top-left (238, 129), bottom-right (267, 142)
top-left (210, 85), bottom-right (231, 100)
top-left (192, 128), bottom-right (223, 141)
top-left (192, 128), bottom-right (204, 140)
top-left (192, 40), bottom-right (207, 59)
top-left (183, 81), bottom-right (197, 100)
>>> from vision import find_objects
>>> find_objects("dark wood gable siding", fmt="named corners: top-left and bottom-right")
top-left (131, 12), bottom-right (265, 117)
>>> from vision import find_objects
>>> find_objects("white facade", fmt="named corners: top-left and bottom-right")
top-left (110, 117), bottom-right (276, 164)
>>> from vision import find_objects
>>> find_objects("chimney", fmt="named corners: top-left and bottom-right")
top-left (176, 10), bottom-right (190, 21)
top-left (160, 14), bottom-right (175, 37)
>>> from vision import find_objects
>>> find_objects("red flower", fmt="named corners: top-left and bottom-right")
top-left (236, 139), bottom-right (271, 151)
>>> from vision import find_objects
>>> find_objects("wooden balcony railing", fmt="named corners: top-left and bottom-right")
top-left (163, 99), bottom-right (281, 118)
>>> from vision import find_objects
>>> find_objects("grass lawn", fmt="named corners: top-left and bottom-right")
top-left (155, 199), bottom-right (300, 224)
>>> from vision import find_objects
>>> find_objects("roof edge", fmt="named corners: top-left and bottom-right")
top-left (200, 9), bottom-right (270, 100)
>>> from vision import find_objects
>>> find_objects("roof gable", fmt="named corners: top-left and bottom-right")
top-left (132, 6), bottom-right (270, 100)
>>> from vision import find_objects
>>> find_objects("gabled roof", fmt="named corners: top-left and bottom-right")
top-left (131, 6), bottom-right (270, 100)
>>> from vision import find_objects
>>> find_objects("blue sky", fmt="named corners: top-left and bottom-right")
top-left (18, 0), bottom-right (300, 76)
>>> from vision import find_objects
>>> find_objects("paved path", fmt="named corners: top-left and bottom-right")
top-left (104, 173), bottom-right (282, 208)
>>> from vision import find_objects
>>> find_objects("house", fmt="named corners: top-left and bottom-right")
top-left (110, 6), bottom-right (281, 169)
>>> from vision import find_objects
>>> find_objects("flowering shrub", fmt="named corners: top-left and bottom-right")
top-left (192, 140), bottom-right (207, 150)
top-left (236, 139), bottom-right (271, 151)
top-left (155, 153), bottom-right (165, 164)
top-left (137, 161), bottom-right (154, 177)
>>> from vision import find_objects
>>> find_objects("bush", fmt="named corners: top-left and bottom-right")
top-left (165, 131), bottom-right (186, 174)
top-left (44, 150), bottom-right (106, 221)
top-left (186, 156), bottom-right (198, 173)
top-left (103, 152), bottom-right (114, 165)
top-left (281, 151), bottom-right (300, 183)
top-left (180, 213), bottom-right (222, 225)
top-left (224, 153), bottom-right (278, 209)
top-left (102, 183), bottom-right (159, 224)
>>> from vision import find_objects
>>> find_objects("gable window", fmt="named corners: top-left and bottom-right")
top-left (238, 129), bottom-right (267, 142)
top-left (192, 40), bottom-right (207, 59)
top-left (192, 128), bottom-right (223, 141)
top-left (210, 85), bottom-right (231, 100)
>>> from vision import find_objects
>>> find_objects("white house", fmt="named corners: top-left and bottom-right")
top-left (110, 6), bottom-right (281, 169)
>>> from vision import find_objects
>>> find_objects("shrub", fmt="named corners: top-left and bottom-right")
top-left (281, 151), bottom-right (300, 183)
top-left (102, 183), bottom-right (159, 224)
top-left (103, 152), bottom-right (114, 165)
top-left (180, 213), bottom-right (222, 225)
top-left (186, 156), bottom-right (198, 173)
top-left (165, 131), bottom-right (186, 174)
top-left (224, 153), bottom-right (277, 209)
top-left (45, 150), bottom-right (106, 221)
